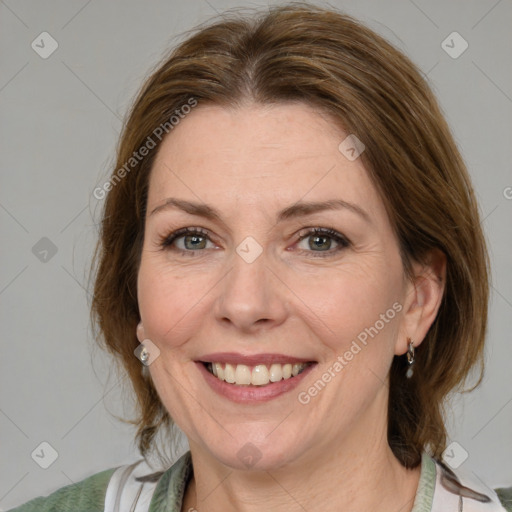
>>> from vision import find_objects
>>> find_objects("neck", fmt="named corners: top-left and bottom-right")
top-left (182, 393), bottom-right (421, 512)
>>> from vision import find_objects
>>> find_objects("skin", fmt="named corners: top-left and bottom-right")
top-left (136, 102), bottom-right (446, 512)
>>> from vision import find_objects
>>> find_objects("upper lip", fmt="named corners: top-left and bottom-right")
top-left (198, 352), bottom-right (316, 366)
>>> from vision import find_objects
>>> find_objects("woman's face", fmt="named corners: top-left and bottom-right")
top-left (137, 102), bottom-right (418, 470)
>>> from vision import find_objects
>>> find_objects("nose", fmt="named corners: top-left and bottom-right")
top-left (213, 247), bottom-right (288, 334)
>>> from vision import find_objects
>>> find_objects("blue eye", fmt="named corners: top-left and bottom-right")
top-left (160, 227), bottom-right (213, 255)
top-left (295, 227), bottom-right (350, 257)
top-left (159, 226), bottom-right (350, 258)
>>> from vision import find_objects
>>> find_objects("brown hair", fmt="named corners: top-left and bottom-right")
top-left (90, 2), bottom-right (490, 468)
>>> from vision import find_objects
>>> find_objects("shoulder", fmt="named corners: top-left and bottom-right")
top-left (429, 455), bottom-right (512, 512)
top-left (5, 467), bottom-right (117, 512)
top-left (150, 451), bottom-right (193, 511)
top-left (494, 486), bottom-right (512, 512)
top-left (6, 452), bottom-right (193, 512)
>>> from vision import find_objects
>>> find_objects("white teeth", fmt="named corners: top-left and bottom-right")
top-left (269, 363), bottom-right (283, 382)
top-left (282, 364), bottom-right (292, 379)
top-left (252, 365), bottom-right (270, 385)
top-left (235, 364), bottom-right (252, 385)
top-left (214, 363), bottom-right (224, 380)
top-left (224, 363), bottom-right (236, 383)
top-left (207, 362), bottom-right (310, 386)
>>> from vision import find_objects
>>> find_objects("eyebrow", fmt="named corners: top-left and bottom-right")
top-left (149, 198), bottom-right (371, 224)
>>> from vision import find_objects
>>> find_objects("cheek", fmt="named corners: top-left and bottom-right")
top-left (137, 257), bottom-right (207, 348)
top-left (290, 258), bottom-right (403, 354)
top-left (137, 250), bottom-right (231, 355)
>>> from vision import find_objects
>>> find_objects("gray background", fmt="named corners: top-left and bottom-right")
top-left (1, 0), bottom-right (511, 508)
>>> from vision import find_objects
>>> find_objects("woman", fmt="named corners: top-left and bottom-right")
top-left (9, 3), bottom-right (511, 511)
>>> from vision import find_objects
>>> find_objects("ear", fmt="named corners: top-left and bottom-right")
top-left (136, 321), bottom-right (146, 342)
top-left (395, 248), bottom-right (447, 356)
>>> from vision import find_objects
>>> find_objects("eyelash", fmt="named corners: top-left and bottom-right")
top-left (158, 227), bottom-right (351, 258)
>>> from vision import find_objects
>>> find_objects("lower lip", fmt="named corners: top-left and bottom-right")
top-left (195, 362), bottom-right (317, 404)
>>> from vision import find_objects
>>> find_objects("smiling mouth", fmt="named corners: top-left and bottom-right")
top-left (203, 361), bottom-right (315, 386)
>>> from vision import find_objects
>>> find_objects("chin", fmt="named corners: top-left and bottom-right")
top-left (201, 428), bottom-right (311, 472)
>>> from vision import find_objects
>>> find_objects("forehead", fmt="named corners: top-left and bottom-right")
top-left (147, 102), bottom-right (386, 225)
